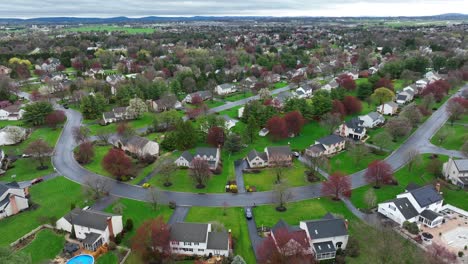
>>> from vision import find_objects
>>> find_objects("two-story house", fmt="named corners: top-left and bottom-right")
top-left (170, 222), bottom-right (230, 257)
top-left (0, 181), bottom-right (29, 220)
top-left (358, 112), bottom-right (385, 128)
top-left (246, 150), bottom-right (269, 168)
top-left (338, 117), bottom-right (366, 140)
top-left (396, 86), bottom-right (415, 105)
top-left (442, 158), bottom-right (468, 188)
top-left (102, 106), bottom-right (132, 124)
top-left (305, 135), bottom-right (346, 157)
top-left (113, 135), bottom-right (159, 158)
top-left (377, 101), bottom-right (398, 116)
top-left (215, 84), bottom-right (237, 95)
top-left (183, 91), bottom-right (212, 104)
top-left (175, 147), bottom-right (221, 170)
top-left (378, 183), bottom-right (444, 228)
top-left (0, 105), bottom-right (25, 121)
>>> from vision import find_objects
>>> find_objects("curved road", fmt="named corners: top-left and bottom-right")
top-left (52, 85), bottom-right (467, 207)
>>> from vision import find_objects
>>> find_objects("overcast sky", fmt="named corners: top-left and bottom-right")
top-left (1, 0), bottom-right (467, 18)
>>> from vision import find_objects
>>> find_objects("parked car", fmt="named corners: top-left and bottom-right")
top-left (62, 104), bottom-right (69, 109)
top-left (31, 177), bottom-right (44, 185)
top-left (292, 151), bottom-right (300, 158)
top-left (245, 208), bottom-right (253, 220)
top-left (21, 154), bottom-right (31, 158)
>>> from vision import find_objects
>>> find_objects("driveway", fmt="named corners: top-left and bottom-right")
top-left (244, 207), bottom-right (264, 259)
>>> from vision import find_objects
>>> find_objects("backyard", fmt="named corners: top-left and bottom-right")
top-left (20, 229), bottom-right (65, 264)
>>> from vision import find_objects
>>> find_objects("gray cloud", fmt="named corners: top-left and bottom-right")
top-left (0, 0), bottom-right (465, 18)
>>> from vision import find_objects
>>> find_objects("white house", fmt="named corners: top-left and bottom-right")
top-left (106, 75), bottom-right (125, 95)
top-left (56, 207), bottom-right (123, 251)
top-left (321, 79), bottom-right (339, 91)
top-left (378, 184), bottom-right (444, 228)
top-left (113, 136), bottom-right (159, 158)
top-left (0, 181), bottom-right (29, 220)
top-left (358, 112), bottom-right (385, 128)
top-left (377, 102), bottom-right (398, 116)
top-left (222, 115), bottom-right (239, 130)
top-left (170, 222), bottom-right (230, 257)
top-left (425, 71), bottom-right (442, 82)
top-left (102, 107), bottom-right (131, 124)
top-left (183, 91), bottom-right (212, 104)
top-left (416, 78), bottom-right (429, 91)
top-left (442, 158), bottom-right (468, 188)
top-left (305, 135), bottom-right (346, 157)
top-left (246, 149), bottom-right (269, 168)
top-left (396, 86), bottom-right (415, 104)
top-left (338, 117), bottom-right (367, 140)
top-left (0, 105), bottom-right (25, 121)
top-left (295, 84), bottom-right (313, 99)
top-left (237, 107), bottom-right (244, 118)
top-left (215, 83), bottom-right (237, 95)
top-left (175, 147), bottom-right (220, 170)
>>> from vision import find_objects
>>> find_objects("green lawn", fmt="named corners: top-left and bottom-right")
top-left (0, 119), bottom-right (23, 128)
top-left (430, 123), bottom-right (467, 150)
top-left (273, 81), bottom-right (288, 89)
top-left (328, 150), bottom-right (386, 175)
top-left (86, 112), bottom-right (155, 135)
top-left (224, 92), bottom-right (254, 102)
top-left (65, 26), bottom-right (155, 34)
top-left (96, 252), bottom-right (119, 264)
top-left (393, 79), bottom-right (407, 91)
top-left (0, 177), bottom-right (87, 247)
top-left (205, 100), bottom-right (225, 109)
top-left (218, 106), bottom-right (242, 119)
top-left (2, 126), bottom-right (63, 156)
top-left (104, 198), bottom-right (173, 247)
top-left (185, 207), bottom-right (256, 264)
top-left (244, 159), bottom-right (312, 191)
top-left (20, 229), bottom-right (65, 264)
top-left (83, 145), bottom-right (113, 177)
top-left (2, 159), bottom-right (54, 182)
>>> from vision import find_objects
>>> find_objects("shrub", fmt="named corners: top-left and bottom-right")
top-left (125, 218), bottom-right (134, 231)
top-left (229, 184), bottom-right (238, 193)
top-left (346, 237), bottom-right (360, 257)
top-left (114, 233), bottom-right (123, 244)
top-left (108, 241), bottom-right (117, 250)
top-left (459, 251), bottom-right (464, 257)
top-left (169, 201), bottom-right (177, 209)
top-left (403, 221), bottom-right (419, 235)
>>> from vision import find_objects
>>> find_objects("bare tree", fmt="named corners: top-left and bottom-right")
top-left (190, 158), bottom-right (211, 189)
top-left (5, 126), bottom-right (26, 144)
top-left (95, 131), bottom-right (111, 145)
top-left (156, 156), bottom-right (177, 187)
top-left (305, 155), bottom-right (328, 177)
top-left (372, 131), bottom-right (393, 151)
top-left (320, 112), bottom-right (342, 134)
top-left (82, 176), bottom-right (110, 200)
top-left (147, 187), bottom-right (162, 211)
top-left (405, 149), bottom-right (422, 172)
top-left (273, 181), bottom-right (292, 212)
top-left (348, 142), bottom-right (370, 166)
top-left (72, 126), bottom-right (91, 144)
top-left (364, 188), bottom-right (377, 210)
top-left (446, 99), bottom-right (465, 126)
top-left (112, 202), bottom-right (126, 214)
top-left (24, 139), bottom-right (53, 170)
top-left (269, 155), bottom-right (291, 184)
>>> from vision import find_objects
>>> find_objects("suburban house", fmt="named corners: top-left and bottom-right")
top-left (442, 158), bottom-right (468, 188)
top-left (305, 135), bottom-right (346, 157)
top-left (170, 222), bottom-right (230, 257)
top-left (338, 117), bottom-right (367, 140)
top-left (106, 75), bottom-right (126, 95)
top-left (246, 149), bottom-right (269, 168)
top-left (183, 91), bottom-right (212, 104)
top-left (273, 91), bottom-right (295, 107)
top-left (113, 136), bottom-right (159, 158)
top-left (295, 85), bottom-right (313, 99)
top-left (358, 112), bottom-right (385, 128)
top-left (415, 78), bottom-right (429, 91)
top-left (425, 71), bottom-right (442, 82)
top-left (215, 83), bottom-right (237, 95)
top-left (264, 73), bottom-right (281, 84)
top-left (222, 115), bottom-right (239, 130)
top-left (0, 105), bottom-right (25, 121)
top-left (321, 79), bottom-right (339, 91)
top-left (56, 207), bottom-right (123, 251)
top-left (344, 71), bottom-right (359, 80)
top-left (269, 219), bottom-right (313, 258)
top-left (396, 87), bottom-right (415, 105)
top-left (377, 101), bottom-right (398, 116)
top-left (237, 106), bottom-right (244, 118)
top-left (368, 67), bottom-right (379, 75)
top-left (378, 183), bottom-right (444, 228)
top-left (148, 95), bottom-right (182, 112)
top-left (269, 213), bottom-right (349, 261)
top-left (102, 106), bottom-right (131, 124)
top-left (265, 146), bottom-right (292, 166)
top-left (175, 147), bottom-right (221, 170)
top-left (242, 76), bottom-right (258, 89)
top-left (259, 128), bottom-right (269, 137)
top-left (0, 181), bottom-right (29, 220)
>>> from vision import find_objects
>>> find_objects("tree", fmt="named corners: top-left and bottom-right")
top-left (284, 111), bottom-right (305, 136)
top-left (156, 156), bottom-right (177, 187)
top-left (400, 104), bottom-right (423, 127)
top-left (127, 97), bottom-right (148, 119)
top-left (321, 172), bottom-right (352, 200)
top-left (174, 121), bottom-right (198, 150)
top-left (320, 112), bottom-right (342, 134)
top-left (405, 149), bottom-right (422, 172)
top-left (364, 188), bottom-right (377, 209)
top-left (23, 101), bottom-right (54, 126)
top-left (45, 110), bottom-right (66, 129)
top-left (365, 160), bottom-right (393, 188)
top-left (420, 93), bottom-right (436, 112)
top-left (75, 141), bottom-right (95, 164)
top-left (244, 116), bottom-right (258, 143)
top-left (371, 88), bottom-right (395, 105)
top-left (348, 143), bottom-right (370, 166)
top-left (116, 122), bottom-right (136, 140)
top-left (206, 126), bottom-right (225, 147)
top-left (426, 243), bottom-right (457, 264)
top-left (337, 74), bottom-right (356, 90)
top-left (5, 126), bottom-right (26, 144)
top-left (258, 88), bottom-right (271, 100)
top-left (0, 247), bottom-right (32, 264)
top-left (24, 139), bottom-right (53, 170)
top-left (82, 176), bottom-right (110, 200)
top-left (311, 90), bottom-right (332, 117)
top-left (461, 141), bottom-right (468, 158)
top-left (72, 126), bottom-right (91, 144)
top-left (385, 117), bottom-right (412, 140)
top-left (426, 158), bottom-right (443, 178)
top-left (357, 81), bottom-right (373, 100)
top-left (343, 96), bottom-right (362, 115)
top-left (433, 127), bottom-right (454, 145)
top-left (447, 98), bottom-right (466, 126)
top-left (131, 217), bottom-right (171, 263)
top-left (224, 133), bottom-right (242, 154)
top-left (147, 187), bottom-right (162, 211)
top-left (190, 158), bottom-right (211, 188)
top-left (422, 80), bottom-right (450, 102)
top-left (374, 78), bottom-right (394, 90)
top-left (332, 100), bottom-right (346, 118)
top-left (80, 94), bottom-right (106, 119)
top-left (102, 149), bottom-right (133, 181)
top-left (273, 181), bottom-right (292, 211)
top-left (266, 116), bottom-right (287, 140)
top-left (112, 202), bottom-right (126, 215)
top-left (372, 131), bottom-right (393, 151)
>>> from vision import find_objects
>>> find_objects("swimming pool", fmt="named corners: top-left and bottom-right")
top-left (67, 254), bottom-right (94, 264)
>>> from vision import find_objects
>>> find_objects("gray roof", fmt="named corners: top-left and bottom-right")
top-left (195, 147), bottom-right (218, 158)
top-left (405, 183), bottom-right (421, 192)
top-left (345, 117), bottom-right (364, 132)
top-left (387, 197), bottom-right (419, 220)
top-left (180, 151), bottom-right (193, 163)
top-left (276, 91), bottom-right (293, 103)
top-left (218, 83), bottom-right (235, 90)
top-left (420, 210), bottom-right (442, 221)
top-left (272, 219), bottom-right (302, 234)
top-left (313, 241), bottom-right (336, 254)
top-left (266, 146), bottom-right (291, 158)
top-left (454, 159), bottom-right (468, 172)
top-left (0, 181), bottom-right (20, 197)
top-left (83, 232), bottom-right (102, 245)
top-left (206, 231), bottom-right (229, 250)
top-left (103, 111), bottom-right (115, 119)
top-left (317, 135), bottom-right (345, 146)
top-left (408, 185), bottom-right (443, 208)
top-left (190, 90), bottom-right (212, 100)
top-left (113, 107), bottom-right (127, 114)
top-left (0, 194), bottom-right (10, 209)
top-left (247, 150), bottom-right (267, 162)
top-left (385, 101), bottom-right (398, 108)
top-left (170, 222), bottom-right (208, 243)
top-left (63, 208), bottom-right (118, 231)
top-left (367, 112), bottom-right (384, 122)
top-left (307, 144), bottom-right (326, 154)
top-left (302, 214), bottom-right (348, 240)
top-left (397, 94), bottom-right (407, 101)
top-left (123, 136), bottom-right (150, 149)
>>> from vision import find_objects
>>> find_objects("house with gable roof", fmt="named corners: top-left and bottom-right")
top-left (442, 158), bottom-right (468, 188)
top-left (0, 181), bottom-right (29, 220)
top-left (358, 112), bottom-right (385, 128)
top-left (175, 147), bottom-right (221, 170)
top-left (305, 135), bottom-right (346, 157)
top-left (338, 117), bottom-right (366, 140)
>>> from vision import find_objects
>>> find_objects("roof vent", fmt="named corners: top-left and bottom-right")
top-left (314, 230), bottom-right (318, 235)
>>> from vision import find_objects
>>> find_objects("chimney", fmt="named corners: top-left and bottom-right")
top-left (228, 229), bottom-right (233, 252)
top-left (9, 195), bottom-right (19, 215)
top-left (24, 187), bottom-right (29, 197)
top-left (107, 217), bottom-right (115, 240)
top-left (344, 219), bottom-right (349, 230)
top-left (435, 182), bottom-right (441, 193)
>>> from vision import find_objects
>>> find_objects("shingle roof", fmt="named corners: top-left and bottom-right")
top-left (367, 111), bottom-right (383, 122)
top-left (302, 214), bottom-right (348, 240)
top-left (408, 185), bottom-right (443, 208)
top-left (0, 181), bottom-right (20, 197)
top-left (83, 232), bottom-right (102, 245)
top-left (345, 117), bottom-right (364, 130)
top-left (454, 159), bottom-right (468, 172)
top-left (195, 147), bottom-right (218, 158)
top-left (405, 182), bottom-right (421, 192)
top-left (317, 135), bottom-right (345, 146)
top-left (272, 219), bottom-right (302, 234)
top-left (206, 231), bottom-right (229, 250)
top-left (103, 112), bottom-right (115, 119)
top-left (247, 150), bottom-right (267, 162)
top-left (63, 208), bottom-right (118, 231)
top-left (397, 94), bottom-right (407, 101)
top-left (180, 151), bottom-right (193, 163)
top-left (170, 222), bottom-right (208, 243)
top-left (266, 146), bottom-right (291, 158)
top-left (420, 210), bottom-right (442, 221)
top-left (387, 197), bottom-right (419, 220)
top-left (306, 144), bottom-right (326, 154)
top-left (124, 136), bottom-right (150, 149)
top-left (0, 194), bottom-right (10, 209)
top-left (313, 241), bottom-right (336, 254)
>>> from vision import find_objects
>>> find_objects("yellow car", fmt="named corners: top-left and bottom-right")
top-left (142, 183), bottom-right (151, 188)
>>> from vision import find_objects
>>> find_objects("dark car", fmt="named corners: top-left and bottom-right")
top-left (245, 208), bottom-right (253, 220)
top-left (31, 177), bottom-right (44, 185)
top-left (63, 104), bottom-right (69, 109)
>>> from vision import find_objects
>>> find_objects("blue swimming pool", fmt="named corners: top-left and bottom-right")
top-left (66, 254), bottom-right (94, 264)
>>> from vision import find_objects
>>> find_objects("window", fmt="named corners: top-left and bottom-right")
top-left (171, 241), bottom-right (178, 245)
top-left (198, 249), bottom-right (204, 252)
top-left (194, 242), bottom-right (199, 246)
top-left (184, 242), bottom-right (191, 246)
top-left (389, 204), bottom-right (396, 211)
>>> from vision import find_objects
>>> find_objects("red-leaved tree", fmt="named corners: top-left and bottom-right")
top-left (190, 94), bottom-right (203, 106)
top-left (284, 111), bottom-right (305, 136)
top-left (337, 74), bottom-right (356, 90)
top-left (343, 96), bottom-right (362, 115)
top-left (45, 110), bottom-right (66, 129)
top-left (374, 77), bottom-right (394, 90)
top-left (207, 126), bottom-right (225, 147)
top-left (267, 116), bottom-right (288, 141)
top-left (321, 172), bottom-right (352, 200)
top-left (332, 100), bottom-right (346, 118)
top-left (131, 217), bottom-right (171, 263)
top-left (75, 141), bottom-right (95, 165)
top-left (365, 160), bottom-right (393, 188)
top-left (422, 80), bottom-right (451, 102)
top-left (102, 148), bottom-right (133, 181)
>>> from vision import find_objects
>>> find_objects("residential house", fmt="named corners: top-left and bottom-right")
top-left (377, 102), bottom-right (398, 116)
top-left (246, 150), bottom-right (269, 168)
top-left (415, 78), bottom-right (429, 92)
top-left (264, 73), bottom-right (281, 84)
top-left (215, 84), bottom-right (237, 95)
top-left (358, 112), bottom-right (385, 128)
top-left (273, 91), bottom-right (295, 107)
top-left (56, 207), bottom-right (123, 251)
top-left (295, 85), bottom-right (313, 99)
top-left (106, 75), bottom-right (125, 95)
top-left (148, 95), bottom-right (182, 112)
top-left (222, 115), bottom-right (238, 130)
top-left (170, 222), bottom-right (230, 257)
top-left (378, 183), bottom-right (444, 228)
top-left (40, 58), bottom-right (61, 72)
top-left (243, 76), bottom-right (258, 89)
top-left (102, 106), bottom-right (131, 124)
top-left (338, 117), bottom-right (367, 140)
top-left (0, 65), bottom-right (11, 76)
top-left (238, 107), bottom-right (244, 118)
top-left (0, 105), bottom-right (25, 121)
top-left (265, 146), bottom-right (292, 166)
top-left (183, 91), bottom-right (212, 104)
top-left (259, 128), bottom-right (269, 137)
top-left (425, 71), bottom-right (442, 82)
top-left (305, 135), bottom-right (346, 157)
top-left (113, 136), bottom-right (159, 157)
top-left (345, 71), bottom-right (359, 80)
top-left (442, 158), bottom-right (468, 188)
top-left (175, 147), bottom-right (221, 170)
top-left (0, 181), bottom-right (29, 220)
top-left (321, 79), bottom-right (339, 91)
top-left (368, 67), bottom-right (379, 75)
top-left (396, 86), bottom-right (415, 105)
top-left (269, 219), bottom-right (312, 258)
